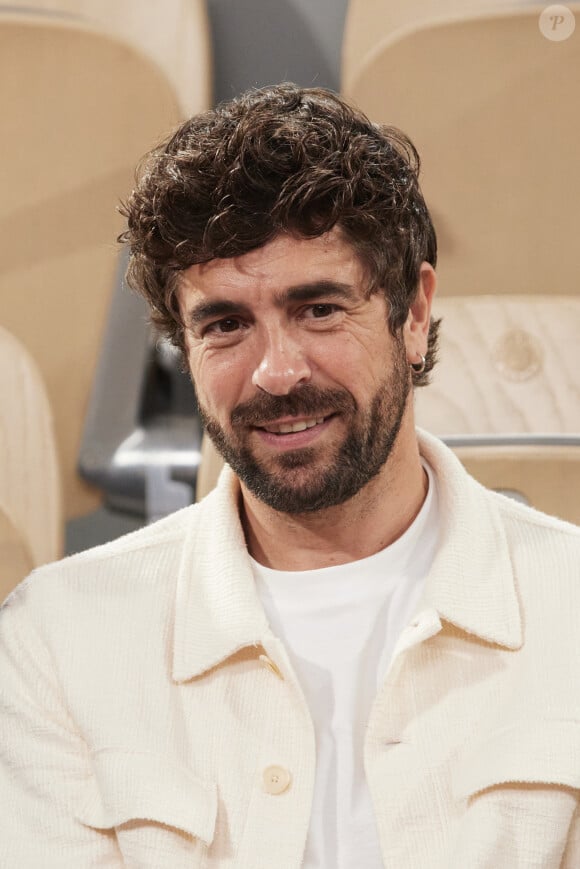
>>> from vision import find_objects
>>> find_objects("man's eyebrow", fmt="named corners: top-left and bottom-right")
top-left (186, 300), bottom-right (251, 328)
top-left (274, 281), bottom-right (357, 306)
top-left (186, 281), bottom-right (358, 328)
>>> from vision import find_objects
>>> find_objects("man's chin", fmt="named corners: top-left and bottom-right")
top-left (243, 454), bottom-right (329, 490)
top-left (231, 452), bottom-right (339, 512)
top-left (263, 446), bottom-right (318, 471)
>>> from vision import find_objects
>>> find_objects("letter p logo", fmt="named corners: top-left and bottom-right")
top-left (539, 5), bottom-right (576, 40)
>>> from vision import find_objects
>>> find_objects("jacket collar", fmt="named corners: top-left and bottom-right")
top-left (416, 429), bottom-right (522, 650)
top-left (172, 429), bottom-right (522, 682)
top-left (172, 469), bottom-right (269, 682)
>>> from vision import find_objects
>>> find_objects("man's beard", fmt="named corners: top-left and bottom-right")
top-left (198, 339), bottom-right (411, 514)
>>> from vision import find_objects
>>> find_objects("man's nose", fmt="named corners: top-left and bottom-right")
top-left (251, 332), bottom-right (312, 395)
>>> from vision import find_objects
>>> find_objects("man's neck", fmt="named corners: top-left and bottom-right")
top-left (239, 425), bottom-right (428, 572)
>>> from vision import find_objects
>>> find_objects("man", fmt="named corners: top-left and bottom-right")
top-left (1, 84), bottom-right (579, 868)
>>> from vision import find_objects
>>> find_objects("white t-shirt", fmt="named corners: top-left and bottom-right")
top-left (251, 462), bottom-right (440, 868)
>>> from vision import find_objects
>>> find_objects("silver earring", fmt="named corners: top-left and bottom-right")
top-left (410, 353), bottom-right (426, 375)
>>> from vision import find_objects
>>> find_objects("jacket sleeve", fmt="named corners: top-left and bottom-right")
top-left (0, 581), bottom-right (124, 868)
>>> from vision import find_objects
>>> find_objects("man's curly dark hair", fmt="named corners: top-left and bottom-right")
top-left (120, 83), bottom-right (440, 386)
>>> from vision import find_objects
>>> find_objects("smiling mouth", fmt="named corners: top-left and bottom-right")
top-left (258, 415), bottom-right (329, 435)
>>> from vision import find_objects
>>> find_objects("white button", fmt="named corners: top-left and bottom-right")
top-left (262, 765), bottom-right (291, 795)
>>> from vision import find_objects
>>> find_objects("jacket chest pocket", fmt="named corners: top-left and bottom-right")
top-left (450, 719), bottom-right (580, 868)
top-left (76, 748), bottom-right (217, 869)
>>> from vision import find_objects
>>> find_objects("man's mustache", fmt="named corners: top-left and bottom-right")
top-left (230, 385), bottom-right (356, 427)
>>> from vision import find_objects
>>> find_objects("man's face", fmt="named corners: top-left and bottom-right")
top-left (178, 230), bottom-right (413, 514)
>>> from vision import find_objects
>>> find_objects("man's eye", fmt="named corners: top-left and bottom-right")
top-left (206, 318), bottom-right (241, 334)
top-left (308, 304), bottom-right (337, 318)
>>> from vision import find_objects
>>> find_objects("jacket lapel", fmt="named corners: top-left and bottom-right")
top-left (417, 429), bottom-right (523, 650)
top-left (172, 467), bottom-right (269, 682)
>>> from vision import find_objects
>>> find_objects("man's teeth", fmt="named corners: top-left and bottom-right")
top-left (265, 417), bottom-right (326, 434)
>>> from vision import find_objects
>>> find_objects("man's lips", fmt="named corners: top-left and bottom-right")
top-left (256, 415), bottom-right (328, 435)
top-left (251, 414), bottom-right (336, 447)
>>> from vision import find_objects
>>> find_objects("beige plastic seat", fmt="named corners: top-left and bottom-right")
top-left (415, 297), bottom-right (579, 436)
top-left (3, 0), bottom-right (212, 116)
top-left (0, 326), bottom-right (62, 602)
top-left (344, 5), bottom-right (580, 298)
top-left (343, 6), bottom-right (580, 522)
top-left (415, 296), bottom-right (580, 522)
top-left (343, 0), bottom-right (533, 94)
top-left (0, 12), bottom-right (183, 518)
top-left (452, 444), bottom-right (580, 523)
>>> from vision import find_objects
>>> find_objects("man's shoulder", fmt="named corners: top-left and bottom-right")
top-left (487, 483), bottom-right (580, 551)
top-left (484, 489), bottom-right (580, 614)
top-left (1, 501), bottom-right (204, 616)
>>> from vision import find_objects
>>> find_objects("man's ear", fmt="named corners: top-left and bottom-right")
top-left (403, 262), bottom-right (436, 360)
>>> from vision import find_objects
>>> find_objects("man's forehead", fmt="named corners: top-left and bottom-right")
top-left (178, 229), bottom-right (365, 295)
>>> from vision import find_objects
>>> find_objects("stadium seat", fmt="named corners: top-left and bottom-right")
top-left (342, 0), bottom-right (535, 95)
top-left (0, 326), bottom-right (62, 601)
top-left (343, 5), bottom-right (580, 297)
top-left (3, 0), bottom-right (212, 115)
top-left (415, 295), bottom-right (580, 522)
top-left (452, 443), bottom-right (580, 522)
top-left (0, 11), bottom-right (182, 518)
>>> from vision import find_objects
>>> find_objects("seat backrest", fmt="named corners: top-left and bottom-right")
top-left (0, 12), bottom-right (182, 518)
top-left (342, 0), bottom-right (534, 93)
top-left (415, 295), bottom-right (580, 436)
top-left (0, 326), bottom-right (62, 601)
top-left (2, 0), bottom-right (212, 115)
top-left (414, 294), bottom-right (580, 521)
top-left (453, 443), bottom-right (580, 524)
top-left (345, 5), bottom-right (580, 298)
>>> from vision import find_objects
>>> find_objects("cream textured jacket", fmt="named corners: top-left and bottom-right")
top-left (1, 430), bottom-right (580, 868)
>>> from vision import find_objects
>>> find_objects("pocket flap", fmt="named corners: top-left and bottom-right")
top-left (453, 719), bottom-right (580, 800)
top-left (76, 748), bottom-right (217, 845)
